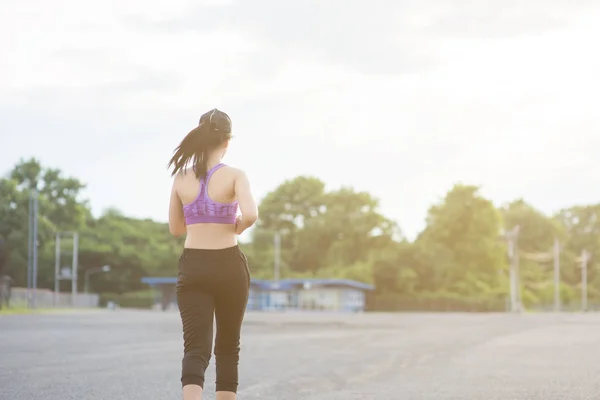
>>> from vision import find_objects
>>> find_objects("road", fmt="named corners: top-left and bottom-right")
top-left (1, 310), bottom-right (600, 399)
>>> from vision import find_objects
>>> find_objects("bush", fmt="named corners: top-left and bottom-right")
top-left (98, 292), bottom-right (119, 307)
top-left (371, 291), bottom-right (507, 312)
top-left (99, 290), bottom-right (157, 309)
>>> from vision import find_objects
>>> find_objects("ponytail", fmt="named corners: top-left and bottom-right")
top-left (167, 109), bottom-right (233, 179)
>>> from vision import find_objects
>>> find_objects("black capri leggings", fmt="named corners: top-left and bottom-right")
top-left (176, 245), bottom-right (250, 393)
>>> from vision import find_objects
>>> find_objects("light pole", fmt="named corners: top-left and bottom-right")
top-left (84, 265), bottom-right (111, 294)
top-left (27, 190), bottom-right (39, 309)
top-left (553, 238), bottom-right (561, 312)
top-left (503, 225), bottom-right (521, 313)
top-left (579, 250), bottom-right (590, 312)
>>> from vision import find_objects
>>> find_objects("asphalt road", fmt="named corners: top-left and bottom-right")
top-left (1, 310), bottom-right (600, 400)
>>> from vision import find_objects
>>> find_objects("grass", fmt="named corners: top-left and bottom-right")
top-left (0, 306), bottom-right (50, 315)
top-left (0, 306), bottom-right (102, 316)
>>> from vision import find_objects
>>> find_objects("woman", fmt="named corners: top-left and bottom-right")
top-left (167, 108), bottom-right (258, 400)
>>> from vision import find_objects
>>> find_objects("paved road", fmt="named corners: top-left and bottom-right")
top-left (1, 310), bottom-right (600, 399)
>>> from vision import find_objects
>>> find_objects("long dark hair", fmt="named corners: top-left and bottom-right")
top-left (167, 108), bottom-right (232, 179)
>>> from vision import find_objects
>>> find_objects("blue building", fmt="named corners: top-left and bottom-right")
top-left (141, 277), bottom-right (374, 312)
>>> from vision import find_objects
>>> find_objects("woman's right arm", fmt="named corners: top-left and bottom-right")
top-left (234, 169), bottom-right (258, 235)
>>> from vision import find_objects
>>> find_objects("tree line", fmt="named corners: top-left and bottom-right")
top-left (0, 158), bottom-right (598, 311)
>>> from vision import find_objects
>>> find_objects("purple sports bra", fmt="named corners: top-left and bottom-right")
top-left (182, 163), bottom-right (239, 225)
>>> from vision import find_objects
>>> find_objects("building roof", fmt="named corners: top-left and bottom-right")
top-left (141, 277), bottom-right (177, 285)
top-left (140, 277), bottom-right (281, 288)
top-left (141, 277), bottom-right (374, 291)
top-left (279, 278), bottom-right (375, 291)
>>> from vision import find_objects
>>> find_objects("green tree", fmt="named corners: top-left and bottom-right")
top-left (500, 199), bottom-right (565, 307)
top-left (554, 204), bottom-right (600, 302)
top-left (78, 208), bottom-right (184, 294)
top-left (249, 176), bottom-right (327, 278)
top-left (7, 156), bottom-right (600, 312)
top-left (250, 177), bottom-right (398, 280)
top-left (0, 158), bottom-right (90, 288)
top-left (414, 184), bottom-right (507, 297)
top-left (371, 240), bottom-right (418, 295)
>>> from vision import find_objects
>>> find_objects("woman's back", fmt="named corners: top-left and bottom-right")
top-left (167, 107), bottom-right (257, 246)
top-left (176, 164), bottom-right (240, 249)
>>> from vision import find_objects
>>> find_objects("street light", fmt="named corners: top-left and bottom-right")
top-left (84, 265), bottom-right (111, 294)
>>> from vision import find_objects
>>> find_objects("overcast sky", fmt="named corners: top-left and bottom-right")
top-left (1, 0), bottom-right (599, 240)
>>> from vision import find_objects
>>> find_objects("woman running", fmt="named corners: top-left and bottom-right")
top-left (167, 108), bottom-right (258, 400)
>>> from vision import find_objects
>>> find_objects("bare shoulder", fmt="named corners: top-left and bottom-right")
top-left (180, 167), bottom-right (195, 176)
top-left (181, 167), bottom-right (200, 179)
top-left (172, 167), bottom-right (193, 187)
top-left (223, 165), bottom-right (249, 180)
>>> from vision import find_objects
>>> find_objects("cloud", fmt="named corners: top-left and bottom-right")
top-left (419, 0), bottom-right (597, 38)
top-left (121, 0), bottom-right (598, 76)
top-left (1, 0), bottom-right (600, 239)
top-left (122, 0), bottom-right (438, 75)
top-left (48, 47), bottom-right (183, 93)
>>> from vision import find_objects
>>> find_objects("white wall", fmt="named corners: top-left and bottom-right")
top-left (341, 289), bottom-right (365, 312)
top-left (298, 288), bottom-right (341, 310)
top-left (9, 287), bottom-right (99, 308)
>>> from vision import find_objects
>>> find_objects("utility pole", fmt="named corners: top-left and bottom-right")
top-left (54, 231), bottom-right (80, 308)
top-left (32, 191), bottom-right (38, 308)
top-left (580, 249), bottom-right (590, 312)
top-left (505, 226), bottom-right (520, 313)
top-left (515, 241), bottom-right (521, 312)
top-left (27, 193), bottom-right (33, 307)
top-left (27, 190), bottom-right (39, 309)
top-left (54, 233), bottom-right (61, 307)
top-left (274, 231), bottom-right (281, 283)
top-left (553, 238), bottom-right (561, 312)
top-left (72, 232), bottom-right (79, 306)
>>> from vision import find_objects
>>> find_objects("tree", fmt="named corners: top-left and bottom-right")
top-left (256, 176), bottom-right (327, 234)
top-left (502, 199), bottom-right (564, 252)
top-left (500, 199), bottom-right (566, 307)
top-left (77, 209), bottom-right (184, 294)
top-left (554, 205), bottom-right (600, 302)
top-left (555, 205), bottom-right (600, 256)
top-left (0, 158), bottom-right (90, 287)
top-left (248, 176), bottom-right (327, 278)
top-left (6, 156), bottom-right (600, 312)
top-left (371, 240), bottom-right (418, 295)
top-left (414, 184), bottom-right (507, 297)
top-left (250, 177), bottom-right (399, 279)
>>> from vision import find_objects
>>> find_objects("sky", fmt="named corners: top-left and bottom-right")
top-left (1, 0), bottom-right (599, 240)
